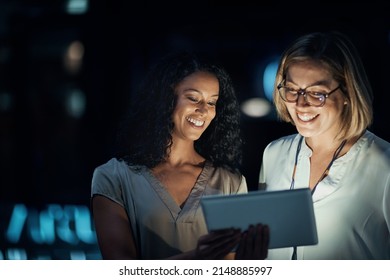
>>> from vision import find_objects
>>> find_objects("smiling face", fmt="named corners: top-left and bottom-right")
top-left (171, 71), bottom-right (219, 142)
top-left (284, 60), bottom-right (347, 141)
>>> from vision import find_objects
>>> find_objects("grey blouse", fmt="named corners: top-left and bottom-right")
top-left (91, 158), bottom-right (247, 259)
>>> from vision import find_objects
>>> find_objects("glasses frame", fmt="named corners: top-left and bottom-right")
top-left (277, 80), bottom-right (340, 107)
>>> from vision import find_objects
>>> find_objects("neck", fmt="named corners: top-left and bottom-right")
top-left (304, 134), bottom-right (346, 154)
top-left (304, 135), bottom-right (360, 159)
top-left (163, 138), bottom-right (204, 167)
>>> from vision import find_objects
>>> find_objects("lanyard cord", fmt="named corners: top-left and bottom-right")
top-left (290, 136), bottom-right (347, 259)
top-left (289, 136), bottom-right (304, 190)
top-left (290, 136), bottom-right (347, 193)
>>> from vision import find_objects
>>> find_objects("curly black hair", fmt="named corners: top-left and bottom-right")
top-left (115, 51), bottom-right (243, 172)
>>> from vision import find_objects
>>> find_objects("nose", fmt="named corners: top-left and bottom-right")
top-left (296, 90), bottom-right (309, 106)
top-left (195, 102), bottom-right (208, 115)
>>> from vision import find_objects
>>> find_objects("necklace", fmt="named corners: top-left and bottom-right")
top-left (290, 136), bottom-right (347, 195)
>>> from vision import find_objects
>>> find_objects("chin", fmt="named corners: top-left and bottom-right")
top-left (189, 134), bottom-right (203, 141)
top-left (296, 128), bottom-right (315, 138)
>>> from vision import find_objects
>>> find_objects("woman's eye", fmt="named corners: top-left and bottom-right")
top-left (309, 92), bottom-right (325, 99)
top-left (287, 89), bottom-right (298, 95)
top-left (208, 101), bottom-right (217, 106)
top-left (188, 96), bottom-right (199, 102)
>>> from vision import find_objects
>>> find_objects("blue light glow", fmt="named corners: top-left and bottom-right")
top-left (75, 205), bottom-right (97, 244)
top-left (263, 60), bottom-right (279, 102)
top-left (6, 204), bottom-right (28, 243)
top-left (6, 248), bottom-right (27, 260)
top-left (66, 0), bottom-right (89, 14)
top-left (2, 203), bottom-right (100, 259)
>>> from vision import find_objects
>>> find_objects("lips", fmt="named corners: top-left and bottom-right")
top-left (186, 117), bottom-right (205, 127)
top-left (297, 113), bottom-right (318, 122)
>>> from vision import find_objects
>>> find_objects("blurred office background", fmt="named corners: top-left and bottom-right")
top-left (0, 0), bottom-right (389, 259)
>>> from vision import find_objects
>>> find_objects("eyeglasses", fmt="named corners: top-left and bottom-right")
top-left (277, 80), bottom-right (340, 107)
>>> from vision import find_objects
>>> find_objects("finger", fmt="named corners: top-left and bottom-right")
top-left (252, 224), bottom-right (269, 259)
top-left (236, 224), bottom-right (269, 260)
top-left (198, 228), bottom-right (236, 247)
top-left (198, 231), bottom-right (241, 259)
top-left (200, 242), bottom-right (237, 259)
top-left (234, 230), bottom-right (247, 259)
top-left (252, 224), bottom-right (264, 259)
top-left (246, 225), bottom-right (255, 255)
top-left (253, 224), bottom-right (262, 246)
top-left (199, 229), bottom-right (240, 244)
top-left (238, 225), bottom-right (255, 259)
top-left (205, 233), bottom-right (241, 259)
top-left (260, 224), bottom-right (270, 259)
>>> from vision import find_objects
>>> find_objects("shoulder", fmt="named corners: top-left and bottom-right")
top-left (94, 157), bottom-right (125, 171)
top-left (92, 158), bottom-right (124, 188)
top-left (92, 158), bottom-right (143, 190)
top-left (93, 158), bottom-right (127, 178)
top-left (362, 131), bottom-right (390, 162)
top-left (365, 130), bottom-right (390, 151)
top-left (93, 158), bottom-right (142, 177)
top-left (91, 158), bottom-right (144, 204)
top-left (215, 166), bottom-right (243, 181)
top-left (208, 161), bottom-right (243, 178)
top-left (206, 162), bottom-right (246, 192)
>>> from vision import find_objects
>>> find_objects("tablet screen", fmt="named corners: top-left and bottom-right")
top-left (200, 188), bottom-right (318, 249)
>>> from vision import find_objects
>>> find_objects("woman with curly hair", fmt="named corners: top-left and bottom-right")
top-left (91, 51), bottom-right (269, 260)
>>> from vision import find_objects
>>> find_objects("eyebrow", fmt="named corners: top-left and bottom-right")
top-left (183, 88), bottom-right (219, 97)
top-left (286, 79), bottom-right (333, 88)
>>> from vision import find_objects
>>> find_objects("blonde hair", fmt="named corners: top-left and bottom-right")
top-left (273, 31), bottom-right (373, 141)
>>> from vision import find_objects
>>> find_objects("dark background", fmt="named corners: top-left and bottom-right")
top-left (0, 0), bottom-right (389, 259)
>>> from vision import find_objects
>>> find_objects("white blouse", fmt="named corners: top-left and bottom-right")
top-left (259, 130), bottom-right (390, 259)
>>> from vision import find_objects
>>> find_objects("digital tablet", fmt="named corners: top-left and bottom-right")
top-left (200, 188), bottom-right (318, 249)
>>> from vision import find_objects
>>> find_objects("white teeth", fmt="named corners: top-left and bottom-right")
top-left (297, 114), bottom-right (317, 122)
top-left (186, 117), bottom-right (204, 127)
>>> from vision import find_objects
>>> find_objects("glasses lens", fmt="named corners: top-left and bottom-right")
top-left (279, 87), bottom-right (298, 102)
top-left (305, 92), bottom-right (325, 106)
top-left (279, 86), bottom-right (326, 106)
